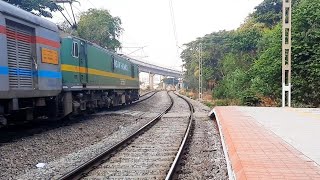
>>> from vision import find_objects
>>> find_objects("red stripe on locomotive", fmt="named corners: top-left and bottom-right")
top-left (0, 25), bottom-right (60, 48)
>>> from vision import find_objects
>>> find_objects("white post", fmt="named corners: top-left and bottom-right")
top-left (198, 43), bottom-right (203, 101)
top-left (282, 0), bottom-right (292, 107)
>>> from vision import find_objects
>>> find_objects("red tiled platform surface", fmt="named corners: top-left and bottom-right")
top-left (215, 107), bottom-right (320, 180)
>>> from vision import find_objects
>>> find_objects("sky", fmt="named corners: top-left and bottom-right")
top-left (50, 0), bottom-right (264, 71)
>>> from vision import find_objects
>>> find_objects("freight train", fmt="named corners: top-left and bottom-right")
top-left (0, 1), bottom-right (140, 126)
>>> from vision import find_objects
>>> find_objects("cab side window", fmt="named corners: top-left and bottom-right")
top-left (72, 42), bottom-right (79, 58)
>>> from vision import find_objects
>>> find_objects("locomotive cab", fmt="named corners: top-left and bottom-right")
top-left (0, 1), bottom-right (62, 125)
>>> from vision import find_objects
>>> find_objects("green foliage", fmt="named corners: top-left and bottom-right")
top-left (213, 99), bottom-right (240, 106)
top-left (251, 0), bottom-right (301, 28)
top-left (203, 101), bottom-right (215, 108)
top-left (291, 0), bottom-right (320, 106)
top-left (5, 0), bottom-right (61, 18)
top-left (251, 0), bottom-right (282, 28)
top-left (250, 25), bottom-right (282, 100)
top-left (182, 0), bottom-right (320, 107)
top-left (77, 9), bottom-right (122, 51)
top-left (214, 68), bottom-right (250, 100)
top-left (230, 26), bottom-right (263, 53)
top-left (181, 30), bottom-right (233, 89)
top-left (214, 100), bottom-right (230, 106)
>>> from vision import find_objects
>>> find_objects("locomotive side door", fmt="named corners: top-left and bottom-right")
top-left (79, 40), bottom-right (88, 84)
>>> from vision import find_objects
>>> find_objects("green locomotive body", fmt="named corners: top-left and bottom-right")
top-left (61, 37), bottom-right (139, 89)
top-left (59, 37), bottom-right (140, 115)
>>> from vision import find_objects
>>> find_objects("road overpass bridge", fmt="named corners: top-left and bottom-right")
top-left (127, 57), bottom-right (183, 90)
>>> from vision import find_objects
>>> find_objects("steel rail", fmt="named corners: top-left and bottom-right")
top-left (134, 90), bottom-right (157, 103)
top-left (139, 90), bottom-right (155, 97)
top-left (58, 91), bottom-right (173, 180)
top-left (165, 92), bottom-right (195, 180)
top-left (107, 90), bottom-right (157, 111)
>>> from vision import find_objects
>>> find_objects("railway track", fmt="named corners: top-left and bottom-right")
top-left (58, 91), bottom-right (194, 180)
top-left (139, 90), bottom-right (156, 97)
top-left (107, 90), bottom-right (157, 112)
top-left (134, 90), bottom-right (157, 103)
top-left (0, 91), bottom-right (158, 144)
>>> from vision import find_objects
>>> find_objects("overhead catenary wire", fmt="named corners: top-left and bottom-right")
top-left (168, 0), bottom-right (184, 73)
top-left (127, 46), bottom-right (147, 56)
top-left (55, 0), bottom-right (79, 29)
top-left (63, 3), bottom-right (74, 25)
top-left (69, 2), bottom-right (78, 27)
top-left (58, 8), bottom-right (73, 27)
top-left (169, 0), bottom-right (180, 56)
top-left (62, 3), bottom-right (72, 21)
top-left (73, 3), bottom-right (84, 14)
top-left (87, 0), bottom-right (97, 8)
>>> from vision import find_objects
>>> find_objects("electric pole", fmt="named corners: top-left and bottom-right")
top-left (282, 0), bottom-right (292, 107)
top-left (198, 43), bottom-right (203, 101)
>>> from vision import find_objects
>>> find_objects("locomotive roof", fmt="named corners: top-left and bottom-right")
top-left (0, 1), bottom-right (58, 32)
top-left (62, 36), bottom-right (132, 62)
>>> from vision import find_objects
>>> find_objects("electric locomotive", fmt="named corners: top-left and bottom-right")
top-left (0, 1), bottom-right (139, 126)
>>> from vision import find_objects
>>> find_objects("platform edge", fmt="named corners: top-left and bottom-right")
top-left (210, 108), bottom-right (235, 180)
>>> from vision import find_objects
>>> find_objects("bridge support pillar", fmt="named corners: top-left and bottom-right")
top-left (161, 76), bottom-right (167, 90)
top-left (149, 73), bottom-right (155, 90)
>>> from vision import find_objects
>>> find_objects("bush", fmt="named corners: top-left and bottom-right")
top-left (241, 96), bottom-right (261, 106)
top-left (203, 101), bottom-right (215, 108)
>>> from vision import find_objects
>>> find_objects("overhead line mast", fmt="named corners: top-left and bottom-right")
top-left (282, 0), bottom-right (292, 107)
top-left (198, 43), bottom-right (203, 101)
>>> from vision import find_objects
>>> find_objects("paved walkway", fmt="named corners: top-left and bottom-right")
top-left (214, 106), bottom-right (320, 180)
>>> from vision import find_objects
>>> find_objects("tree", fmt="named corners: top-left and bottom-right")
top-left (182, 0), bottom-right (320, 107)
top-left (251, 0), bottom-right (282, 28)
top-left (5, 0), bottom-right (61, 18)
top-left (251, 0), bottom-right (301, 28)
top-left (250, 25), bottom-right (282, 102)
top-left (291, 0), bottom-right (320, 106)
top-left (181, 31), bottom-right (234, 90)
top-left (77, 9), bottom-right (123, 51)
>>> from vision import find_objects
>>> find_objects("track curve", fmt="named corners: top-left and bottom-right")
top-left (57, 91), bottom-right (194, 180)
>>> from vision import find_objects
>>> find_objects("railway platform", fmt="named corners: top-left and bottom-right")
top-left (211, 106), bottom-right (320, 180)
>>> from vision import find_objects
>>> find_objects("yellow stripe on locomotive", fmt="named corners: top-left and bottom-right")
top-left (60, 37), bottom-right (139, 89)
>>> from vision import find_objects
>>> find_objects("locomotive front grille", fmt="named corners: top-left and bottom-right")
top-left (6, 21), bottom-right (34, 89)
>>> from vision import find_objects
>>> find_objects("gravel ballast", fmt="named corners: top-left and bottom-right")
top-left (176, 96), bottom-right (228, 180)
top-left (0, 91), bottom-right (170, 179)
top-left (83, 91), bottom-right (190, 179)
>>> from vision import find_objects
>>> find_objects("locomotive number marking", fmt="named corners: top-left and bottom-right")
top-left (114, 60), bottom-right (129, 71)
top-left (41, 48), bottom-right (59, 65)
